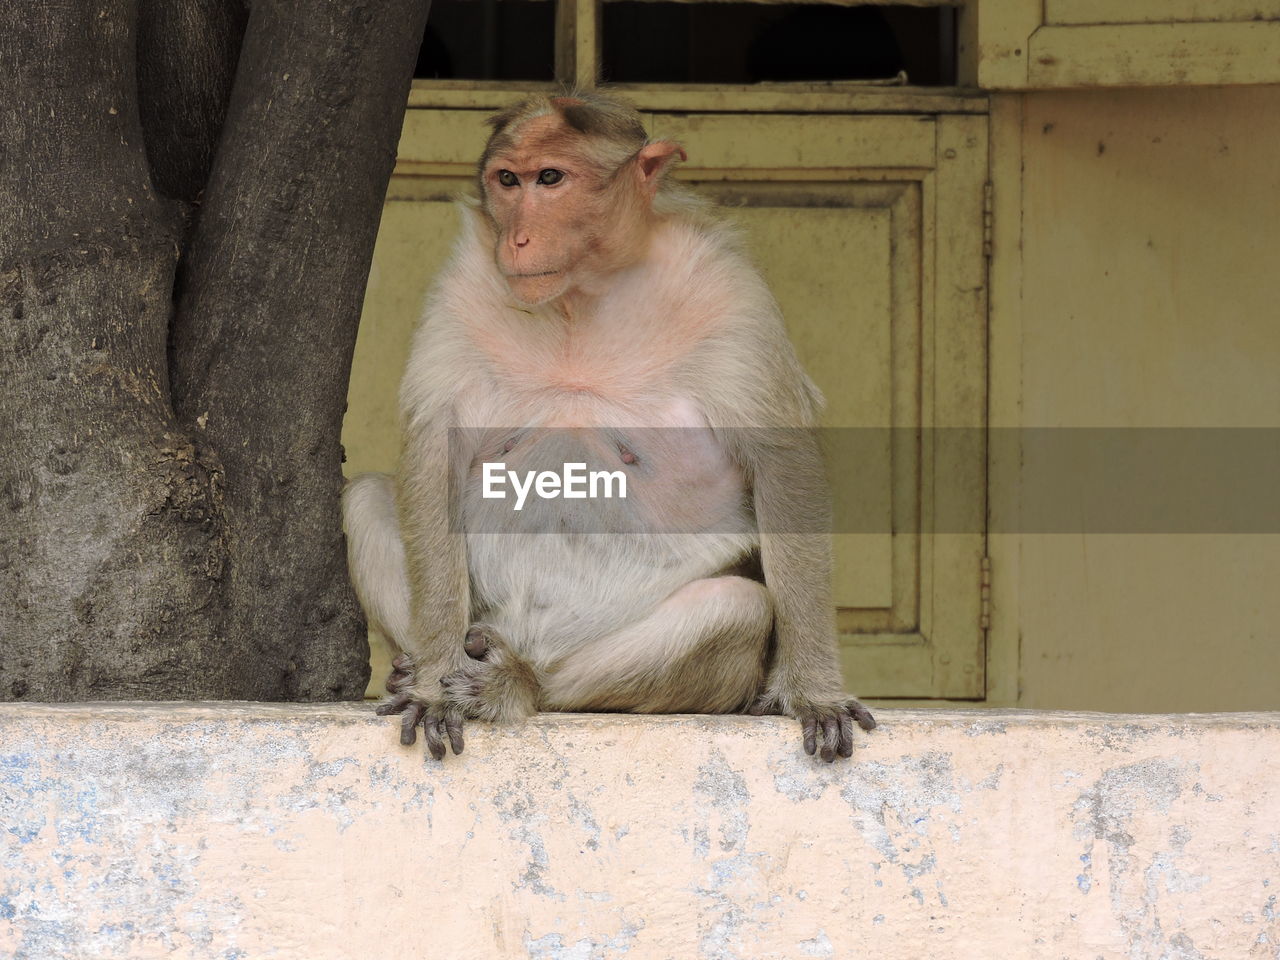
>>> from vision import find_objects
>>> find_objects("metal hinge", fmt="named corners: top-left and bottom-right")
top-left (979, 555), bottom-right (992, 631)
top-left (982, 181), bottom-right (994, 258)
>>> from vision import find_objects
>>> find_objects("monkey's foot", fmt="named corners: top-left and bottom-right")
top-left (441, 624), bottom-right (540, 723)
top-left (751, 695), bottom-right (876, 763)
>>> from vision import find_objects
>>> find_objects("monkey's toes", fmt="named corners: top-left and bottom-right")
top-left (464, 623), bottom-right (498, 659)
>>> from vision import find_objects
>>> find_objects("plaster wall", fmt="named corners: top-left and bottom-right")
top-left (995, 85), bottom-right (1280, 712)
top-left (2, 704), bottom-right (1278, 959)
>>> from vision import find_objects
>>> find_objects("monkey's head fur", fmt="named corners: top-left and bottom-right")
top-left (477, 92), bottom-right (696, 306)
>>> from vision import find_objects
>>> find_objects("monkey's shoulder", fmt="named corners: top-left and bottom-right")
top-left (639, 218), bottom-right (774, 321)
top-left (637, 221), bottom-right (822, 428)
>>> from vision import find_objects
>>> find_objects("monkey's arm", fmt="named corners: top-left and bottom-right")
top-left (747, 430), bottom-right (876, 761)
top-left (378, 415), bottom-right (473, 758)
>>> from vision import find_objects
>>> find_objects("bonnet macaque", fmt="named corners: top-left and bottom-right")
top-left (343, 92), bottom-right (875, 761)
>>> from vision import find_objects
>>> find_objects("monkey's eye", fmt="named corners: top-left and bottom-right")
top-left (536, 169), bottom-right (564, 186)
top-left (497, 170), bottom-right (519, 188)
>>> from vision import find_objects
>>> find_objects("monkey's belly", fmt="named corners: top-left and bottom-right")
top-left (461, 426), bottom-right (759, 660)
top-left (465, 530), bottom-right (759, 663)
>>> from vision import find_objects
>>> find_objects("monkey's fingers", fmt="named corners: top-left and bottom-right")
top-left (376, 692), bottom-right (413, 716)
top-left (819, 716), bottom-right (839, 763)
top-left (423, 714), bottom-right (448, 761)
top-left (385, 670), bottom-right (412, 694)
top-left (392, 653), bottom-right (414, 672)
top-left (748, 694), bottom-right (782, 717)
top-left (400, 702), bottom-right (426, 746)
top-left (444, 710), bottom-right (465, 756)
top-left (847, 698), bottom-right (877, 732)
top-left (800, 713), bottom-right (819, 756)
top-left (837, 711), bottom-right (855, 759)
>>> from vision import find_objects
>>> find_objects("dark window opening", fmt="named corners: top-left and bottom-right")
top-left (415, 0), bottom-right (557, 81)
top-left (602, 4), bottom-right (954, 85)
top-left (412, 1), bottom-right (955, 86)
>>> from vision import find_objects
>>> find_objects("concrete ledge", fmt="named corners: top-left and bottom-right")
top-left (1, 705), bottom-right (1278, 959)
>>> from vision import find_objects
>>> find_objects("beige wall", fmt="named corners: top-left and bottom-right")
top-left (3, 703), bottom-right (1278, 959)
top-left (993, 86), bottom-right (1280, 711)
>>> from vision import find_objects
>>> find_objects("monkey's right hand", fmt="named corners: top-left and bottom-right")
top-left (750, 693), bottom-right (877, 763)
top-left (376, 654), bottom-right (467, 760)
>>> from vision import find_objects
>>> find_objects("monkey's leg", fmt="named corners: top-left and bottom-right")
top-left (542, 575), bottom-right (774, 714)
top-left (343, 473), bottom-right (423, 706)
top-left (342, 473), bottom-right (411, 651)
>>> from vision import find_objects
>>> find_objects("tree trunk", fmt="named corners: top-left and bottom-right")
top-left (0, 0), bottom-right (429, 701)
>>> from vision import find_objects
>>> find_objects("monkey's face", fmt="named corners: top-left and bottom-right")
top-left (481, 117), bottom-right (646, 306)
top-left (483, 161), bottom-right (593, 305)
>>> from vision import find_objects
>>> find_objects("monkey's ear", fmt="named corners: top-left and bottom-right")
top-left (636, 141), bottom-right (687, 190)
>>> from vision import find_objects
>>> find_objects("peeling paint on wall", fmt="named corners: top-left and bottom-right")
top-left (0, 705), bottom-right (1277, 959)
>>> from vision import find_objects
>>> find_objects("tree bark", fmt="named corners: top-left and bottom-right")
top-left (0, 0), bottom-right (429, 701)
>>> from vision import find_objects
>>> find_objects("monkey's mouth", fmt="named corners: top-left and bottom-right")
top-left (508, 270), bottom-right (561, 279)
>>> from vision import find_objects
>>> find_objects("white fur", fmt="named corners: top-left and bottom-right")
top-left (349, 200), bottom-right (822, 697)
top-left (341, 474), bottom-right (410, 650)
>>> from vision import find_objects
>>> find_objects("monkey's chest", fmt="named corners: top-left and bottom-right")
top-left (461, 407), bottom-right (749, 535)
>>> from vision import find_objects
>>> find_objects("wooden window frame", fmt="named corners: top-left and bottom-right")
top-left (966, 0), bottom-right (1280, 89)
top-left (409, 0), bottom-right (984, 115)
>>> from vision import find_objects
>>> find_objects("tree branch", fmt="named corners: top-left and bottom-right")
top-left (169, 0), bottom-right (431, 697)
top-left (136, 0), bottom-right (247, 204)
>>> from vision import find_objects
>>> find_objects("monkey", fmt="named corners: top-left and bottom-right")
top-left (342, 91), bottom-right (875, 763)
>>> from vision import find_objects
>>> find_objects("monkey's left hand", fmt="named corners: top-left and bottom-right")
top-left (751, 695), bottom-right (876, 762)
top-left (377, 632), bottom-right (540, 758)
top-left (376, 653), bottom-right (467, 759)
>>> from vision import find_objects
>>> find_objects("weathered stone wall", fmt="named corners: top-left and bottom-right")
top-left (1, 705), bottom-right (1277, 959)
